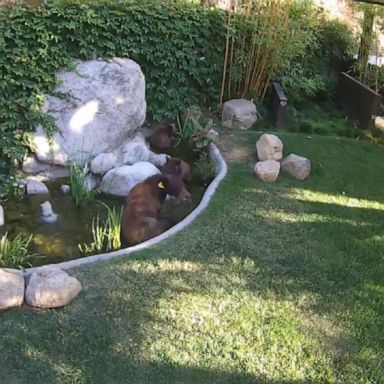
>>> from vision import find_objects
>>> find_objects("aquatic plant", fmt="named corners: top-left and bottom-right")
top-left (0, 232), bottom-right (37, 269)
top-left (69, 160), bottom-right (97, 207)
top-left (194, 153), bottom-right (216, 186)
top-left (78, 203), bottom-right (123, 255)
top-left (78, 215), bottom-right (106, 255)
top-left (176, 106), bottom-right (218, 152)
top-left (102, 203), bottom-right (123, 251)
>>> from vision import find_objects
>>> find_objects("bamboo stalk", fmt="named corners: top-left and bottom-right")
top-left (220, 6), bottom-right (233, 106)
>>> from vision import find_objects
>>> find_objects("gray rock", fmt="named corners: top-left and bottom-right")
top-left (0, 205), bottom-right (3, 226)
top-left (222, 99), bottom-right (258, 129)
top-left (256, 134), bottom-right (283, 161)
top-left (120, 133), bottom-right (168, 167)
top-left (22, 155), bottom-right (68, 179)
top-left (90, 152), bottom-right (118, 175)
top-left (32, 58), bottom-right (146, 166)
top-left (0, 268), bottom-right (24, 310)
top-left (40, 201), bottom-right (58, 223)
top-left (26, 179), bottom-right (49, 195)
top-left (281, 154), bottom-right (311, 180)
top-left (25, 267), bottom-right (82, 308)
top-left (253, 160), bottom-right (280, 182)
top-left (60, 184), bottom-right (71, 194)
top-left (84, 174), bottom-right (99, 192)
top-left (100, 161), bottom-right (160, 197)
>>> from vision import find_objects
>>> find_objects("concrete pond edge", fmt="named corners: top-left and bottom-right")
top-left (25, 144), bottom-right (228, 274)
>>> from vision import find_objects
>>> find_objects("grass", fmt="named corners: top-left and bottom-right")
top-left (1, 132), bottom-right (384, 383)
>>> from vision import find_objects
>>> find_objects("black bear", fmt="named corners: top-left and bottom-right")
top-left (160, 157), bottom-right (192, 183)
top-left (123, 174), bottom-right (191, 246)
top-left (148, 122), bottom-right (177, 150)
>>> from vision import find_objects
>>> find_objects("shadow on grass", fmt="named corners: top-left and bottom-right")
top-left (1, 134), bottom-right (384, 383)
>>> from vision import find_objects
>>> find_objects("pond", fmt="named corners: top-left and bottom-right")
top-left (1, 144), bottom-right (206, 267)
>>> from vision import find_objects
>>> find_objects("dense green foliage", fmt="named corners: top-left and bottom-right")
top-left (276, 2), bottom-right (356, 104)
top-left (0, 0), bottom-right (226, 194)
top-left (0, 0), bottom-right (355, 197)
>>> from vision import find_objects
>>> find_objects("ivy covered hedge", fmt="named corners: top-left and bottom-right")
top-left (0, 0), bottom-right (226, 182)
top-left (0, 0), bottom-right (354, 196)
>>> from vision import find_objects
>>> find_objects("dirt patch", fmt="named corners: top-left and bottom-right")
top-left (217, 129), bottom-right (257, 166)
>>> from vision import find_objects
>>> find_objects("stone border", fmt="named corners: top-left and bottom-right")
top-left (25, 144), bottom-right (227, 273)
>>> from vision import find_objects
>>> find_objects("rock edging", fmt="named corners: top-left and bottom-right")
top-left (25, 143), bottom-right (227, 273)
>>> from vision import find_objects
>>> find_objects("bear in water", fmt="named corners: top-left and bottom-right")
top-left (160, 157), bottom-right (192, 183)
top-left (123, 174), bottom-right (191, 245)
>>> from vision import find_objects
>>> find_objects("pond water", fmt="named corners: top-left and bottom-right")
top-left (1, 145), bottom-right (205, 267)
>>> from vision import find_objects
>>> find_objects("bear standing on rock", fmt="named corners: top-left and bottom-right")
top-left (123, 174), bottom-right (191, 246)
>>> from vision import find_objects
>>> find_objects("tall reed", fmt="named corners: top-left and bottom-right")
top-left (220, 0), bottom-right (294, 104)
top-left (0, 232), bottom-right (38, 269)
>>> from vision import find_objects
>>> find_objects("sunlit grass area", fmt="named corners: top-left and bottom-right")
top-left (1, 132), bottom-right (384, 383)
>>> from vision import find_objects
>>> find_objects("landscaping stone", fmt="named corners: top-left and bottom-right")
top-left (84, 174), bottom-right (99, 192)
top-left (222, 99), bottom-right (258, 129)
top-left (256, 133), bottom-right (283, 161)
top-left (90, 152), bottom-right (118, 175)
top-left (0, 204), bottom-right (4, 226)
top-left (120, 133), bottom-right (168, 167)
top-left (22, 155), bottom-right (68, 179)
top-left (375, 116), bottom-right (384, 131)
top-left (60, 184), bottom-right (70, 194)
top-left (281, 154), bottom-right (311, 180)
top-left (26, 179), bottom-right (49, 195)
top-left (32, 58), bottom-right (146, 166)
top-left (253, 160), bottom-right (280, 182)
top-left (100, 161), bottom-right (160, 197)
top-left (40, 201), bottom-right (58, 223)
top-left (25, 267), bottom-right (82, 308)
top-left (0, 268), bottom-right (24, 310)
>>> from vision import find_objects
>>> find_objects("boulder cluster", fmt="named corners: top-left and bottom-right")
top-left (254, 134), bottom-right (311, 182)
top-left (0, 267), bottom-right (82, 311)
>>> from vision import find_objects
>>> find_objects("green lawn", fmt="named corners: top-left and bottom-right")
top-left (1, 132), bottom-right (384, 383)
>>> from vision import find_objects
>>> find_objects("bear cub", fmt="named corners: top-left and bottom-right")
top-left (160, 157), bottom-right (192, 183)
top-left (123, 174), bottom-right (191, 246)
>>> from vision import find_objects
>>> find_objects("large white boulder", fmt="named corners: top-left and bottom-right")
top-left (25, 267), bottom-right (82, 308)
top-left (256, 133), bottom-right (283, 161)
top-left (222, 99), bottom-right (258, 129)
top-left (100, 162), bottom-right (160, 197)
top-left (0, 268), bottom-right (24, 310)
top-left (253, 160), bottom-right (280, 182)
top-left (281, 154), bottom-right (311, 180)
top-left (32, 58), bottom-right (146, 166)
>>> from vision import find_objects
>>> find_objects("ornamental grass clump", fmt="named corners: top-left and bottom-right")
top-left (0, 232), bottom-right (38, 269)
top-left (69, 160), bottom-right (97, 207)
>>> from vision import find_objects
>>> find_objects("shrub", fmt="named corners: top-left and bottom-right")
top-left (194, 152), bottom-right (216, 186)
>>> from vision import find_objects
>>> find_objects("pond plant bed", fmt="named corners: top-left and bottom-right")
top-left (1, 144), bottom-right (226, 270)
